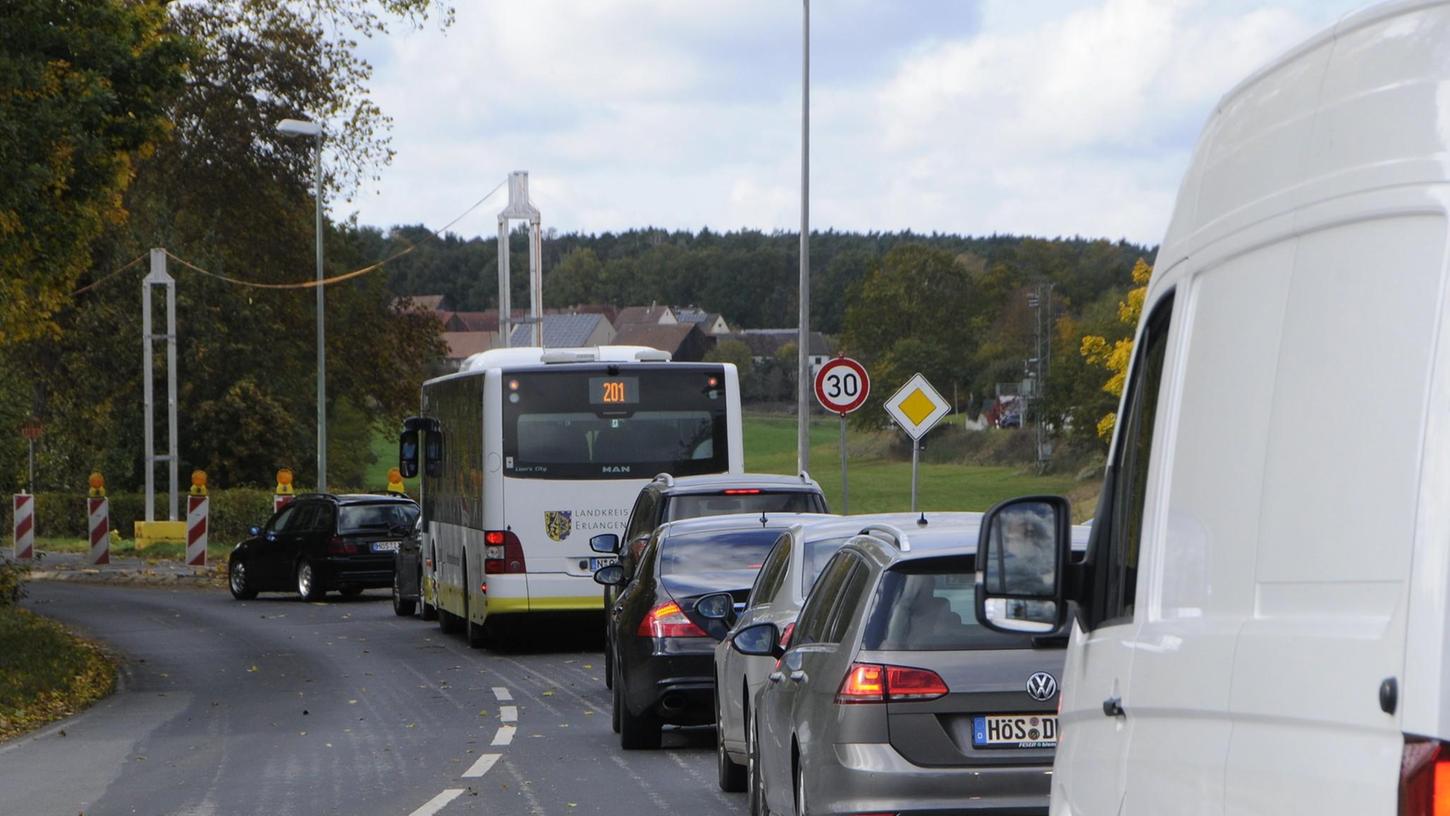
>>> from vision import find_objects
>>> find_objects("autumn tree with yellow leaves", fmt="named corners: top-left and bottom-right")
top-left (1081, 258), bottom-right (1153, 439)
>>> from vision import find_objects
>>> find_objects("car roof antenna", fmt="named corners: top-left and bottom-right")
top-left (917, 512), bottom-right (928, 527)
top-left (760, 510), bottom-right (768, 527)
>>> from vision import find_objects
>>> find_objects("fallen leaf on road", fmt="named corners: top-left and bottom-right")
top-left (541, 690), bottom-right (555, 697)
top-left (247, 665), bottom-right (258, 673)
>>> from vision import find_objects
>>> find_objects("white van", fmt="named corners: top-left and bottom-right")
top-left (974, 2), bottom-right (1450, 813)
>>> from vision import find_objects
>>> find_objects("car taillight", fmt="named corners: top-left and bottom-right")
top-left (779, 622), bottom-right (796, 649)
top-left (836, 662), bottom-right (949, 704)
top-left (327, 535), bottom-right (358, 556)
top-left (483, 530), bottom-right (526, 574)
top-left (637, 600), bottom-right (708, 638)
top-left (1400, 738), bottom-right (1450, 816)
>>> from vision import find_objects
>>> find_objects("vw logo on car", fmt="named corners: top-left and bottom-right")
top-left (1027, 671), bottom-right (1058, 702)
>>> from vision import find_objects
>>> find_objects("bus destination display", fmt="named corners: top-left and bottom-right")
top-left (589, 376), bottom-right (640, 405)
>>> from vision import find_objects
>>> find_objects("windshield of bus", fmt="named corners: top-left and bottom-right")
top-left (503, 366), bottom-right (730, 479)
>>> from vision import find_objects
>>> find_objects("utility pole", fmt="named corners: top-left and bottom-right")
top-left (797, 0), bottom-right (812, 476)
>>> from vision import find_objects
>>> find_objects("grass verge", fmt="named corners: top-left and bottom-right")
top-left (0, 582), bottom-right (116, 741)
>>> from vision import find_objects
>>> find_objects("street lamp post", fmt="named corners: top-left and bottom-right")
top-left (797, 0), bottom-right (811, 476)
top-left (277, 117), bottom-right (326, 492)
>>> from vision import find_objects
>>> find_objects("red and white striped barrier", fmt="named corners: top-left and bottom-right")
top-left (13, 494), bottom-right (34, 560)
top-left (87, 497), bottom-right (110, 565)
top-left (186, 494), bottom-right (208, 567)
top-left (274, 494), bottom-right (293, 513)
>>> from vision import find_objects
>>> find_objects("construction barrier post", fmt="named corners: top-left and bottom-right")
top-left (13, 494), bottom-right (34, 560)
top-left (87, 497), bottom-right (110, 565)
top-left (274, 467), bottom-right (295, 513)
top-left (186, 494), bottom-right (208, 568)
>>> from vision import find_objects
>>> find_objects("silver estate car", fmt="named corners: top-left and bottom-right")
top-left (735, 519), bottom-right (1080, 816)
top-left (706, 512), bottom-right (984, 793)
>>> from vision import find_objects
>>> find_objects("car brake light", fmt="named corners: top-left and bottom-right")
top-left (637, 600), bottom-right (708, 638)
top-left (483, 530), bottom-right (526, 574)
top-left (327, 535), bottom-right (357, 556)
top-left (885, 666), bottom-right (949, 700)
top-left (723, 489), bottom-right (762, 495)
top-left (1400, 738), bottom-right (1450, 816)
top-left (836, 662), bottom-right (949, 704)
top-left (780, 622), bottom-right (796, 649)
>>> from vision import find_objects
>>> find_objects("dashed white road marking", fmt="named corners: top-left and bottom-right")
top-left (463, 752), bottom-right (501, 778)
top-left (492, 686), bottom-right (512, 702)
top-left (408, 789), bottom-right (465, 816)
top-left (499, 705), bottom-right (518, 723)
top-left (491, 725), bottom-right (516, 746)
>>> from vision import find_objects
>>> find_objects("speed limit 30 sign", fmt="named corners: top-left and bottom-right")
top-left (814, 357), bottom-right (871, 415)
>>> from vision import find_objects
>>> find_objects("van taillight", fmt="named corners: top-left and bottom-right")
top-left (836, 662), bottom-right (949, 704)
top-left (637, 601), bottom-right (707, 638)
top-left (1400, 738), bottom-right (1450, 816)
top-left (327, 535), bottom-right (357, 556)
top-left (483, 530), bottom-right (526, 574)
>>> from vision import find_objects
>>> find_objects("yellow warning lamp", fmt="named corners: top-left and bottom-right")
top-left (190, 469), bottom-right (208, 496)
top-left (87, 471), bottom-right (106, 498)
top-left (386, 466), bottom-right (406, 495)
top-left (275, 467), bottom-right (295, 495)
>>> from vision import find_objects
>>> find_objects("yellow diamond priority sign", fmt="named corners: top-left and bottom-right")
top-left (884, 373), bottom-right (950, 440)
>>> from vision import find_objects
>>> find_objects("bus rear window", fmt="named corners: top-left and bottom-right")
top-left (861, 556), bottom-right (1039, 651)
top-left (666, 491), bottom-right (822, 522)
top-left (504, 368), bottom-right (729, 479)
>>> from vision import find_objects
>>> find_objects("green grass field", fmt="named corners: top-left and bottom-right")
top-left (741, 415), bottom-right (1076, 514)
top-left (368, 413), bottom-right (1080, 515)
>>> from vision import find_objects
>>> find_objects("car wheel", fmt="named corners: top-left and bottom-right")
top-left (296, 559), bottom-right (325, 602)
top-left (716, 678), bottom-right (747, 791)
top-left (617, 665), bottom-right (660, 749)
top-left (419, 569), bottom-right (438, 621)
top-left (794, 754), bottom-right (807, 816)
top-left (748, 710), bottom-right (765, 816)
top-left (604, 631), bottom-right (614, 689)
top-left (611, 663), bottom-right (623, 734)
top-left (339, 585), bottom-right (364, 598)
top-left (228, 559), bottom-right (258, 600)
top-left (392, 571), bottom-right (416, 617)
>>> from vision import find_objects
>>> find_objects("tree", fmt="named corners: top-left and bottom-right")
top-left (842, 244), bottom-right (984, 425)
top-left (0, 0), bottom-right (188, 345)
top-left (1081, 258), bottom-right (1153, 439)
top-left (705, 339), bottom-right (755, 396)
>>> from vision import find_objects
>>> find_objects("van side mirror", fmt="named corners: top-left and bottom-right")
top-left (424, 431), bottom-right (444, 478)
top-left (731, 622), bottom-right (782, 658)
top-left (399, 429), bottom-right (420, 479)
top-left (975, 495), bottom-right (1071, 634)
top-left (590, 534), bottom-right (620, 554)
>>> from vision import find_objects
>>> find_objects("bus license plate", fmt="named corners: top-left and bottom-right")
top-left (371, 541), bottom-right (400, 553)
top-left (971, 714), bottom-right (1057, 748)
top-left (590, 557), bottom-right (617, 571)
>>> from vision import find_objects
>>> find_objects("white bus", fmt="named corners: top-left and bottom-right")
top-left (399, 345), bottom-right (744, 645)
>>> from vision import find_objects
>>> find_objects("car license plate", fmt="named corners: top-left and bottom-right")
top-left (371, 541), bottom-right (400, 553)
top-left (971, 714), bottom-right (1058, 748)
top-left (589, 557), bottom-right (617, 571)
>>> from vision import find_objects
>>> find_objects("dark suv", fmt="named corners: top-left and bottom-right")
top-left (228, 494), bottom-right (419, 602)
top-left (591, 472), bottom-right (830, 687)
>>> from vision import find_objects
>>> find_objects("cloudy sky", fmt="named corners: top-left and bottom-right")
top-left (348, 0), bottom-right (1366, 245)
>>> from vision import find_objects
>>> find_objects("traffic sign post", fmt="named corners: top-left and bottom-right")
top-left (813, 357), bottom-right (871, 513)
top-left (19, 418), bottom-right (41, 495)
top-left (883, 372), bottom-right (951, 512)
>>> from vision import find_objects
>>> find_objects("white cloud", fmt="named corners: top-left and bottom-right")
top-left (348, 0), bottom-right (1363, 244)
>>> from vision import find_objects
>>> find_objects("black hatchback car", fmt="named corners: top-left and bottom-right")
top-left (595, 512), bottom-right (829, 749)
top-left (228, 494), bottom-right (419, 602)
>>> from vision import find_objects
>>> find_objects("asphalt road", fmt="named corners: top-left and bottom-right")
top-left (2, 582), bottom-right (742, 816)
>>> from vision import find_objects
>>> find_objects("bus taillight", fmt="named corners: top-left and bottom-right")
top-left (484, 530), bottom-right (527, 575)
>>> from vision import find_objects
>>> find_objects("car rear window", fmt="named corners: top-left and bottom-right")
top-left (338, 503), bottom-right (419, 535)
top-left (665, 491), bottom-right (822, 521)
top-left (861, 556), bottom-right (1037, 651)
top-left (660, 528), bottom-right (782, 583)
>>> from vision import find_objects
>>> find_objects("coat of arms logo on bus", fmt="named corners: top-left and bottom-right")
top-left (544, 511), bottom-right (573, 542)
